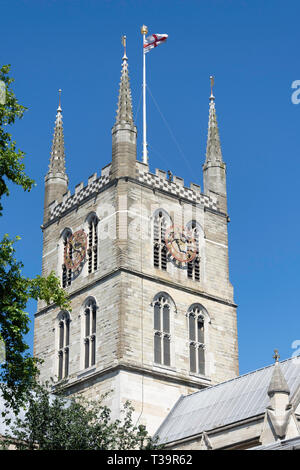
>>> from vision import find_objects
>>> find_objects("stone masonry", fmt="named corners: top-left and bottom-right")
top-left (34, 52), bottom-right (239, 434)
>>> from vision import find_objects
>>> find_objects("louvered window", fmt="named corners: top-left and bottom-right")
top-left (87, 217), bottom-right (98, 274)
top-left (153, 212), bottom-right (168, 270)
top-left (187, 222), bottom-right (200, 282)
top-left (188, 306), bottom-right (205, 375)
top-left (58, 312), bottom-right (70, 380)
top-left (84, 299), bottom-right (97, 368)
top-left (153, 296), bottom-right (171, 366)
top-left (62, 232), bottom-right (72, 288)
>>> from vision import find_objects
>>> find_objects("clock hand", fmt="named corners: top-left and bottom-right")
top-left (174, 238), bottom-right (184, 253)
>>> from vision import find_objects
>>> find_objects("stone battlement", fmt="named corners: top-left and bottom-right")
top-left (136, 162), bottom-right (218, 211)
top-left (48, 161), bottom-right (219, 221)
top-left (49, 164), bottom-right (111, 220)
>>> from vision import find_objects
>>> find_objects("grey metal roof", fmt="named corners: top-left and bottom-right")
top-left (155, 357), bottom-right (300, 444)
top-left (251, 436), bottom-right (300, 450)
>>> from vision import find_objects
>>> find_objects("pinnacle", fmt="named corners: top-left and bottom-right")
top-left (48, 97), bottom-right (67, 176)
top-left (267, 361), bottom-right (290, 397)
top-left (205, 95), bottom-right (223, 164)
top-left (115, 55), bottom-right (134, 126)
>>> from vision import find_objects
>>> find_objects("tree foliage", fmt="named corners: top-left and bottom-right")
top-left (0, 65), bottom-right (71, 413)
top-left (0, 65), bottom-right (34, 216)
top-left (0, 235), bottom-right (71, 413)
top-left (3, 382), bottom-right (162, 450)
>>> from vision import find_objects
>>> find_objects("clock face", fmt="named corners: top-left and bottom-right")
top-left (64, 229), bottom-right (87, 271)
top-left (165, 225), bottom-right (197, 263)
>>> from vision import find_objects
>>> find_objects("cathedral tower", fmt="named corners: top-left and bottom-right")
top-left (34, 53), bottom-right (238, 434)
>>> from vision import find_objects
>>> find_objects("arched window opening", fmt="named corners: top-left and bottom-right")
top-left (62, 231), bottom-right (72, 288)
top-left (188, 305), bottom-right (205, 375)
top-left (58, 312), bottom-right (70, 380)
top-left (153, 295), bottom-right (171, 366)
top-left (153, 211), bottom-right (168, 270)
top-left (84, 299), bottom-right (97, 368)
top-left (87, 216), bottom-right (98, 274)
top-left (187, 221), bottom-right (200, 282)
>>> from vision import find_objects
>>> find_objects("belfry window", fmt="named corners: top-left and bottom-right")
top-left (153, 211), bottom-right (168, 270)
top-left (62, 231), bottom-right (72, 288)
top-left (87, 216), bottom-right (98, 274)
top-left (153, 295), bottom-right (171, 366)
top-left (84, 299), bottom-right (97, 368)
top-left (58, 312), bottom-right (70, 380)
top-left (188, 305), bottom-right (205, 375)
top-left (187, 222), bottom-right (200, 282)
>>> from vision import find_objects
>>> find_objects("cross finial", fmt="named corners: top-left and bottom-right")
top-left (273, 349), bottom-right (280, 363)
top-left (210, 76), bottom-right (215, 100)
top-left (121, 35), bottom-right (127, 59)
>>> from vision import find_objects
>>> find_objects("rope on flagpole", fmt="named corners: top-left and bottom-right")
top-left (134, 86), bottom-right (143, 124)
top-left (141, 25), bottom-right (148, 164)
top-left (148, 143), bottom-right (172, 168)
top-left (146, 84), bottom-right (194, 175)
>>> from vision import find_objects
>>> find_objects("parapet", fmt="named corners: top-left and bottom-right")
top-left (137, 165), bottom-right (218, 211)
top-left (47, 160), bottom-right (219, 224)
top-left (48, 164), bottom-right (111, 221)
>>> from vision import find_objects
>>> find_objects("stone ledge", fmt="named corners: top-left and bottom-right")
top-left (57, 361), bottom-right (211, 394)
top-left (35, 266), bottom-right (237, 319)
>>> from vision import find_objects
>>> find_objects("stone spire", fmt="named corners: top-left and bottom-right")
top-left (203, 77), bottom-right (227, 212)
top-left (110, 47), bottom-right (137, 180)
top-left (43, 90), bottom-right (68, 224)
top-left (205, 83), bottom-right (223, 165)
top-left (114, 52), bottom-right (134, 127)
top-left (48, 89), bottom-right (67, 177)
top-left (268, 352), bottom-right (290, 397)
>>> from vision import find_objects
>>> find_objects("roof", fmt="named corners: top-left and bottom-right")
top-left (251, 436), bottom-right (300, 451)
top-left (155, 356), bottom-right (300, 444)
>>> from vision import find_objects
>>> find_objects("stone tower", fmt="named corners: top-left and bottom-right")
top-left (34, 53), bottom-right (239, 434)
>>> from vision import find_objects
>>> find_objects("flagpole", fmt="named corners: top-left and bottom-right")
top-left (141, 25), bottom-right (148, 164)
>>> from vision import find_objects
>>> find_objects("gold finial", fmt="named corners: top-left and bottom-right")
top-left (141, 24), bottom-right (148, 35)
top-left (58, 89), bottom-right (62, 108)
top-left (273, 349), bottom-right (280, 363)
top-left (121, 35), bottom-right (127, 57)
top-left (210, 76), bottom-right (214, 99)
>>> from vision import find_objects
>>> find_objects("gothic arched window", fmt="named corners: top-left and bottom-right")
top-left (87, 215), bottom-right (98, 274)
top-left (153, 211), bottom-right (169, 271)
top-left (187, 221), bottom-right (200, 282)
top-left (153, 294), bottom-right (172, 366)
top-left (62, 229), bottom-right (72, 288)
top-left (57, 312), bottom-right (70, 380)
top-left (188, 305), bottom-right (206, 375)
top-left (83, 298), bottom-right (97, 368)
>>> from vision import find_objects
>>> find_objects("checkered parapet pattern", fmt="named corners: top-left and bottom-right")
top-left (48, 163), bottom-right (219, 221)
top-left (137, 168), bottom-right (219, 211)
top-left (49, 172), bottom-right (110, 220)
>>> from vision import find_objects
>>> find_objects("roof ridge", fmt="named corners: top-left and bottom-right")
top-left (187, 355), bottom-right (300, 399)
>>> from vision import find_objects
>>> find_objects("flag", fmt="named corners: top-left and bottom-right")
top-left (144, 33), bottom-right (168, 53)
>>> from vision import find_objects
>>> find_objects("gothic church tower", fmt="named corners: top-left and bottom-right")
top-left (34, 51), bottom-right (239, 434)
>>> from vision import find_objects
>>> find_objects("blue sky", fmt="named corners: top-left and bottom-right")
top-left (1, 0), bottom-right (300, 375)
